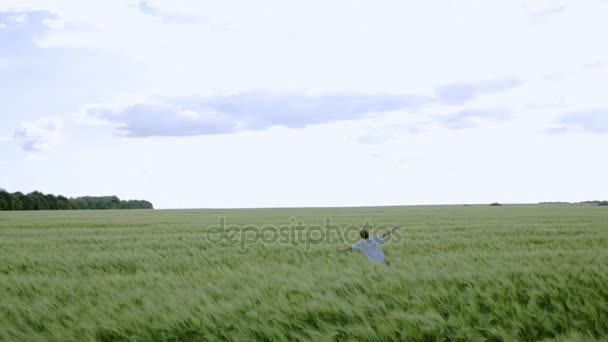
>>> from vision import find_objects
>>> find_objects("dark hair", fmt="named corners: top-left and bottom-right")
top-left (360, 229), bottom-right (369, 239)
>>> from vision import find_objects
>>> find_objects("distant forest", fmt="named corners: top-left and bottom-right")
top-left (540, 201), bottom-right (608, 206)
top-left (0, 189), bottom-right (153, 211)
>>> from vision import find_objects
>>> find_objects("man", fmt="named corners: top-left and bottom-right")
top-left (336, 226), bottom-right (401, 263)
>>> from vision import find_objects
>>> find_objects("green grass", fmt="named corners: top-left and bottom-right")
top-left (1, 205), bottom-right (607, 341)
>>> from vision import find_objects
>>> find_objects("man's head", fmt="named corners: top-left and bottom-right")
top-left (360, 229), bottom-right (369, 240)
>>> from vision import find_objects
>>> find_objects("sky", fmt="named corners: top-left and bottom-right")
top-left (0, 0), bottom-right (607, 209)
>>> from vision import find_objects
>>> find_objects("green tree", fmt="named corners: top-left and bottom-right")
top-left (0, 189), bottom-right (10, 210)
top-left (0, 189), bottom-right (153, 210)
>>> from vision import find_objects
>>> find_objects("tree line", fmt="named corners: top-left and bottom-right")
top-left (0, 189), bottom-right (153, 211)
top-left (540, 201), bottom-right (608, 206)
top-left (581, 200), bottom-right (608, 206)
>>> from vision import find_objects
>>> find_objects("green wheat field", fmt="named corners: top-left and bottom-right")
top-left (1, 205), bottom-right (607, 341)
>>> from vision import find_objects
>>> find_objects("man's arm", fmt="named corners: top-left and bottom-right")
top-left (381, 225), bottom-right (401, 239)
top-left (336, 246), bottom-right (353, 252)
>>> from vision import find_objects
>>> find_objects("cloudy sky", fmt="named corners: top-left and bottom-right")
top-left (1, 0), bottom-right (607, 209)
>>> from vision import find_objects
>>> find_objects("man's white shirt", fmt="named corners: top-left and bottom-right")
top-left (352, 235), bottom-right (384, 263)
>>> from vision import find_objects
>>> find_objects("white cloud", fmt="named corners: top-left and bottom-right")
top-left (439, 108), bottom-right (511, 130)
top-left (434, 79), bottom-right (522, 105)
top-left (13, 13), bottom-right (26, 24)
top-left (82, 92), bottom-right (433, 137)
top-left (14, 117), bottom-right (65, 152)
top-left (15, 111), bottom-right (601, 209)
top-left (3, 0), bottom-right (603, 95)
top-left (0, 12), bottom-right (27, 29)
top-left (581, 61), bottom-right (606, 69)
top-left (1, 0), bottom-right (608, 207)
top-left (549, 109), bottom-right (608, 134)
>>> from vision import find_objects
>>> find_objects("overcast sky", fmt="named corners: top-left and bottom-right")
top-left (1, 0), bottom-right (607, 209)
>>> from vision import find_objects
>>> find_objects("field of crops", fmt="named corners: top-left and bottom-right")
top-left (1, 205), bottom-right (607, 341)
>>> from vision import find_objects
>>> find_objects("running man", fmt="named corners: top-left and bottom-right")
top-left (336, 226), bottom-right (401, 263)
